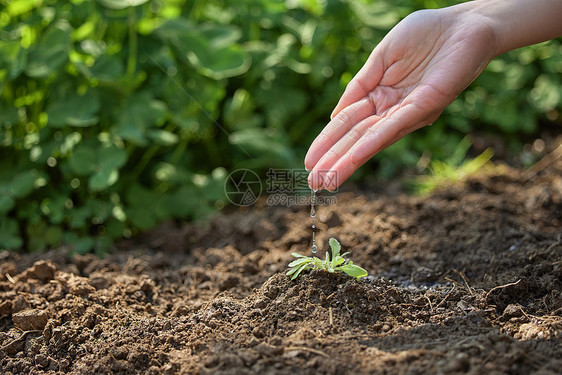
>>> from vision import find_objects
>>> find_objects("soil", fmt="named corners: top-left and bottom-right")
top-left (1, 151), bottom-right (561, 374)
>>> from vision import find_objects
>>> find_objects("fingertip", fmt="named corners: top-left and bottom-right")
top-left (330, 102), bottom-right (344, 120)
top-left (322, 177), bottom-right (339, 193)
top-left (307, 170), bottom-right (324, 191)
top-left (304, 154), bottom-right (315, 173)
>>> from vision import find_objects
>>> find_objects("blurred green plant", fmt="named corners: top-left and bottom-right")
top-left (410, 137), bottom-right (495, 196)
top-left (0, 0), bottom-right (560, 252)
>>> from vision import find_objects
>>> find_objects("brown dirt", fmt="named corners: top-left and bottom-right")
top-left (1, 154), bottom-right (561, 374)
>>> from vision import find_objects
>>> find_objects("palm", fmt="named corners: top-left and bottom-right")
top-left (305, 10), bottom-right (494, 191)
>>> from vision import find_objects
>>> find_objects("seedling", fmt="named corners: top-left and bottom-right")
top-left (287, 238), bottom-right (368, 280)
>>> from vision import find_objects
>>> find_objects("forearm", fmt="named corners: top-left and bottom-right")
top-left (449, 0), bottom-right (562, 57)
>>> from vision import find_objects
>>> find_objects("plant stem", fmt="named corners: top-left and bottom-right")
top-left (131, 143), bottom-right (159, 179)
top-left (127, 7), bottom-right (137, 78)
top-left (169, 137), bottom-right (188, 165)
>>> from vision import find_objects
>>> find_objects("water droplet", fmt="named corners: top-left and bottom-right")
top-left (310, 189), bottom-right (316, 218)
top-left (310, 189), bottom-right (318, 255)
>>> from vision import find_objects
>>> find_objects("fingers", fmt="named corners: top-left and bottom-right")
top-left (309, 99), bottom-right (435, 191)
top-left (349, 102), bottom-right (425, 166)
top-left (307, 113), bottom-right (381, 191)
top-left (330, 51), bottom-right (384, 119)
top-left (305, 97), bottom-right (375, 172)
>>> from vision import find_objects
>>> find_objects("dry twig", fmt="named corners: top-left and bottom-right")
top-left (0, 330), bottom-right (42, 352)
top-left (485, 279), bottom-right (522, 300)
top-left (285, 346), bottom-right (330, 358)
top-left (523, 144), bottom-right (562, 180)
top-left (454, 269), bottom-right (474, 295)
top-left (435, 285), bottom-right (456, 309)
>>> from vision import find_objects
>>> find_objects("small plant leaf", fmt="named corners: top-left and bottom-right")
top-left (339, 264), bottom-right (368, 279)
top-left (329, 237), bottom-right (341, 257)
top-left (291, 252), bottom-right (308, 258)
top-left (288, 257), bottom-right (312, 268)
top-left (332, 256), bottom-right (345, 267)
top-left (289, 263), bottom-right (311, 280)
top-left (286, 266), bottom-right (299, 277)
top-left (287, 260), bottom-right (309, 275)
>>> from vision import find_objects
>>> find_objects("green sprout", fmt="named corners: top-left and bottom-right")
top-left (287, 238), bottom-right (368, 280)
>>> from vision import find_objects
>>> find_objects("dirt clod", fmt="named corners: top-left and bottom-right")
top-left (11, 309), bottom-right (49, 331)
top-left (17, 260), bottom-right (56, 283)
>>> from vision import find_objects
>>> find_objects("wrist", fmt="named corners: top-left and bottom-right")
top-left (450, 0), bottom-right (562, 57)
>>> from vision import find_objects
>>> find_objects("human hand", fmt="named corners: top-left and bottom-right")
top-left (305, 8), bottom-right (497, 191)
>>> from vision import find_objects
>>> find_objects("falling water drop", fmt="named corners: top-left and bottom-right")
top-left (310, 189), bottom-right (317, 218)
top-left (310, 189), bottom-right (318, 254)
top-left (311, 230), bottom-right (317, 253)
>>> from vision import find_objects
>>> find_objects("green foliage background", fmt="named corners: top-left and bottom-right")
top-left (1, 0), bottom-right (561, 252)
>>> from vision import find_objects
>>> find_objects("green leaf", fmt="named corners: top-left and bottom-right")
top-left (286, 265), bottom-right (301, 277)
top-left (329, 238), bottom-right (341, 257)
top-left (65, 232), bottom-right (95, 254)
top-left (348, 2), bottom-right (399, 30)
top-left (68, 206), bottom-right (92, 229)
top-left (193, 44), bottom-right (251, 79)
top-left (0, 219), bottom-right (23, 249)
top-left (125, 184), bottom-right (171, 229)
top-left (289, 263), bottom-right (311, 280)
top-left (0, 191), bottom-right (15, 214)
top-left (332, 256), bottom-right (345, 267)
top-left (529, 73), bottom-right (561, 112)
top-left (5, 0), bottom-right (44, 16)
top-left (89, 167), bottom-right (119, 192)
top-left (26, 24), bottom-right (70, 78)
top-left (68, 147), bottom-right (97, 175)
top-left (46, 90), bottom-right (100, 128)
top-left (89, 54), bottom-right (125, 81)
top-left (147, 129), bottom-right (179, 146)
top-left (39, 195), bottom-right (67, 224)
top-left (98, 145), bottom-right (128, 169)
top-left (339, 264), bottom-right (368, 279)
top-left (69, 142), bottom-right (126, 183)
top-left (114, 93), bottom-right (168, 145)
top-left (97, 0), bottom-right (150, 9)
top-left (255, 85), bottom-right (308, 128)
top-left (200, 23), bottom-right (243, 49)
top-left (158, 20), bottom-right (250, 79)
top-left (288, 257), bottom-right (313, 268)
top-left (0, 101), bottom-right (19, 127)
top-left (0, 41), bottom-right (27, 79)
top-left (229, 128), bottom-right (296, 168)
top-left (10, 170), bottom-right (37, 198)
